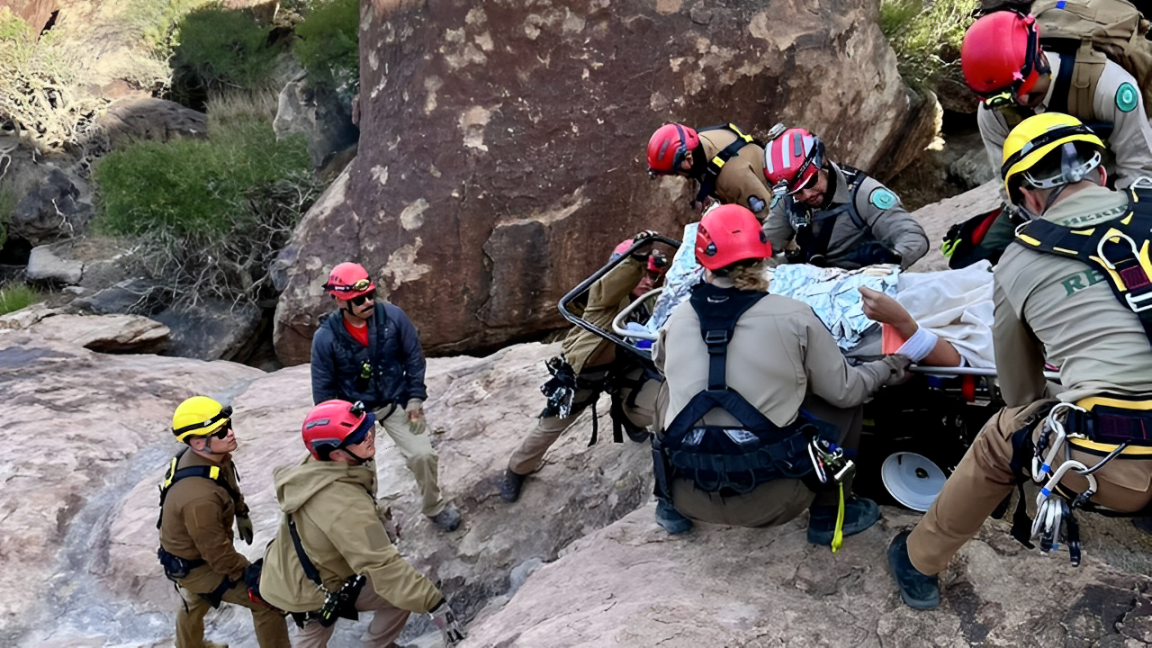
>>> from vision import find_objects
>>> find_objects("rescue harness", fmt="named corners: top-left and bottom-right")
top-left (287, 514), bottom-right (367, 628)
top-left (693, 124), bottom-right (762, 208)
top-left (788, 166), bottom-right (902, 267)
top-left (1002, 184), bottom-right (1152, 564)
top-left (652, 283), bottom-right (855, 538)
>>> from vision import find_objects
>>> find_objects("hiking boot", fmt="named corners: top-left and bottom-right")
top-left (500, 470), bottom-right (526, 503)
top-left (807, 496), bottom-right (880, 546)
top-left (887, 531), bottom-right (940, 610)
top-left (655, 499), bottom-right (693, 535)
top-left (429, 504), bottom-right (461, 532)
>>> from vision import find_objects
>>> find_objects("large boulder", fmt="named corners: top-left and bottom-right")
top-left (9, 167), bottom-right (92, 246)
top-left (273, 0), bottom-right (934, 364)
top-left (273, 71), bottom-right (359, 168)
top-left (95, 97), bottom-right (208, 149)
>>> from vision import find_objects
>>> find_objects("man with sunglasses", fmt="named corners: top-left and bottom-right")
top-left (646, 122), bottom-right (775, 217)
top-left (761, 126), bottom-right (928, 270)
top-left (958, 10), bottom-right (1152, 263)
top-left (158, 396), bottom-right (290, 648)
top-left (259, 400), bottom-right (467, 646)
top-left (310, 262), bottom-right (462, 532)
top-left (499, 232), bottom-right (670, 505)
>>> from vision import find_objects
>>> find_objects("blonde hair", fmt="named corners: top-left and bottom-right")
top-left (720, 260), bottom-right (769, 292)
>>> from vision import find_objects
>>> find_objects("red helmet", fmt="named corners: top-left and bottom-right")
top-left (647, 123), bottom-right (699, 176)
top-left (323, 262), bottom-right (375, 299)
top-left (302, 400), bottom-right (376, 461)
top-left (763, 128), bottom-right (824, 195)
top-left (695, 205), bottom-right (773, 271)
top-left (961, 12), bottom-right (1046, 105)
top-left (610, 238), bottom-right (670, 274)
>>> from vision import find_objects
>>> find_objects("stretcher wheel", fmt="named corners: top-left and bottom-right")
top-left (881, 452), bottom-right (948, 512)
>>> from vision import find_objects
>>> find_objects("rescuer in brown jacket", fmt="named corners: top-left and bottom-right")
top-left (157, 396), bottom-right (289, 648)
top-left (259, 400), bottom-right (466, 647)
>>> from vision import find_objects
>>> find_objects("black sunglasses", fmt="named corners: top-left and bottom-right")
top-left (208, 421), bottom-right (233, 440)
top-left (349, 289), bottom-right (376, 306)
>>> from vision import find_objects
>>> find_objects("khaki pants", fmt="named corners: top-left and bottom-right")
top-left (908, 401), bottom-right (1152, 576)
top-left (374, 405), bottom-right (444, 517)
top-left (670, 395), bottom-right (863, 528)
top-left (294, 576), bottom-right (410, 648)
top-left (176, 580), bottom-right (290, 648)
top-left (507, 369), bottom-right (659, 475)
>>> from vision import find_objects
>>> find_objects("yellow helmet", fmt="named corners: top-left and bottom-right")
top-left (1002, 112), bottom-right (1105, 201)
top-left (172, 396), bottom-right (232, 442)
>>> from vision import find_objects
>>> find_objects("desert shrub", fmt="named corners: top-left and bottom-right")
top-left (91, 91), bottom-right (320, 307)
top-left (126, 0), bottom-right (219, 52)
top-left (0, 283), bottom-right (40, 315)
top-left (0, 9), bottom-right (100, 153)
top-left (880, 0), bottom-right (979, 90)
top-left (169, 4), bottom-right (280, 109)
top-left (294, 0), bottom-right (359, 95)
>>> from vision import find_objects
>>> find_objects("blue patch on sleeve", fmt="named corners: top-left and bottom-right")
top-left (1116, 82), bottom-right (1139, 113)
top-left (868, 187), bottom-right (898, 210)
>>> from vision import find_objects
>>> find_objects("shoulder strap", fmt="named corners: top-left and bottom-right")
top-left (156, 448), bottom-right (241, 528)
top-left (694, 124), bottom-right (758, 205)
top-left (664, 284), bottom-right (773, 435)
top-left (1014, 187), bottom-right (1152, 343)
top-left (288, 514), bottom-right (327, 589)
top-left (842, 167), bottom-right (869, 232)
top-left (1046, 50), bottom-right (1077, 116)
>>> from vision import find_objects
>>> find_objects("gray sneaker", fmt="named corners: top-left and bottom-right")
top-left (429, 504), bottom-right (461, 532)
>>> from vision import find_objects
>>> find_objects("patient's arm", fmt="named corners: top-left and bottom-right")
top-left (858, 286), bottom-right (963, 367)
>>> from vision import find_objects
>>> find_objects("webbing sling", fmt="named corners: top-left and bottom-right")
top-left (694, 124), bottom-right (760, 207)
top-left (156, 448), bottom-right (241, 529)
top-left (1013, 186), bottom-right (1152, 343)
top-left (288, 514), bottom-right (327, 589)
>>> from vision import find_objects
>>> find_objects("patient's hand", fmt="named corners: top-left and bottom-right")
top-left (859, 286), bottom-right (916, 338)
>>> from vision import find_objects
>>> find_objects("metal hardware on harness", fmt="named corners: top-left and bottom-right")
top-left (1031, 402), bottom-right (1086, 483)
top-left (808, 438), bottom-right (854, 485)
top-left (1096, 230), bottom-right (1142, 271)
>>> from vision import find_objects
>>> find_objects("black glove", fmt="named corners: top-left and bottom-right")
top-left (236, 513), bottom-right (254, 545)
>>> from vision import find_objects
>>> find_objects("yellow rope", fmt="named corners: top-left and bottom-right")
top-left (831, 482), bottom-right (846, 553)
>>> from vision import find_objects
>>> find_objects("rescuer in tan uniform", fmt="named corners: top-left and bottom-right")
top-left (653, 204), bottom-right (911, 543)
top-left (499, 233), bottom-right (668, 503)
top-left (260, 400), bottom-right (466, 647)
top-left (158, 396), bottom-right (289, 648)
top-left (890, 113), bottom-right (1152, 611)
top-left (646, 122), bottom-right (775, 218)
top-left (761, 127), bottom-right (928, 270)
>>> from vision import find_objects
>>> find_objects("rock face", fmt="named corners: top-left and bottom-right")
top-left (273, 72), bottom-right (359, 168)
top-left (0, 305), bottom-right (170, 352)
top-left (5, 327), bottom-right (1152, 646)
top-left (96, 97), bottom-right (209, 149)
top-left (273, 0), bottom-right (934, 364)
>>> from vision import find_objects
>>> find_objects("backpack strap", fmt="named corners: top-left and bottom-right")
top-left (694, 124), bottom-right (759, 206)
top-left (156, 448), bottom-right (241, 529)
top-left (840, 166), bottom-right (869, 232)
top-left (1013, 187), bottom-right (1152, 344)
top-left (1045, 50), bottom-right (1078, 116)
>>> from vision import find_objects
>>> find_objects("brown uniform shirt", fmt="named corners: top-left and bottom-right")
top-left (158, 450), bottom-right (250, 592)
top-left (561, 256), bottom-right (644, 374)
top-left (994, 185), bottom-right (1152, 406)
top-left (698, 127), bottom-right (774, 219)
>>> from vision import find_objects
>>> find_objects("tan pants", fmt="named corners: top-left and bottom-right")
top-left (507, 368), bottom-right (659, 475)
top-left (294, 576), bottom-right (410, 648)
top-left (908, 401), bottom-right (1152, 576)
top-left (374, 405), bottom-right (444, 517)
top-left (176, 580), bottom-right (290, 648)
top-left (670, 395), bottom-right (863, 528)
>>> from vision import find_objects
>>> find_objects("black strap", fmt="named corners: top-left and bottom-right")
top-left (157, 448), bottom-right (241, 529)
top-left (694, 124), bottom-right (757, 206)
top-left (691, 283), bottom-right (767, 391)
top-left (288, 514), bottom-right (326, 589)
top-left (791, 168), bottom-right (868, 262)
top-left (1046, 51), bottom-right (1076, 115)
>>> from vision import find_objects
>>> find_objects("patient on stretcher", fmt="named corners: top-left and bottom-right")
top-left (642, 224), bottom-right (995, 368)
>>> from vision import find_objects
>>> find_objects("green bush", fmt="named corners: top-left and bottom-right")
top-left (0, 283), bottom-right (40, 315)
top-left (294, 0), bottom-right (359, 95)
top-left (126, 0), bottom-right (219, 52)
top-left (169, 4), bottom-right (280, 107)
top-left (91, 94), bottom-right (320, 306)
top-left (880, 0), bottom-right (979, 90)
